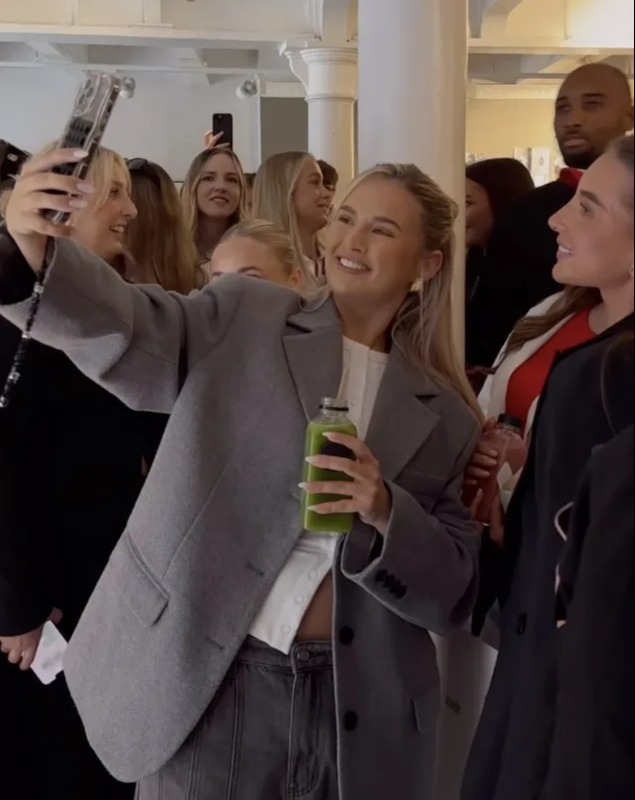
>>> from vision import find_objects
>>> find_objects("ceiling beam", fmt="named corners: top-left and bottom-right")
top-left (0, 23), bottom-right (313, 50)
top-left (470, 0), bottom-right (527, 38)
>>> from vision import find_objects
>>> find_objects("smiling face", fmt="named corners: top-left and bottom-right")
top-left (72, 162), bottom-right (137, 264)
top-left (195, 152), bottom-right (242, 221)
top-left (324, 175), bottom-right (442, 313)
top-left (550, 150), bottom-right (634, 293)
top-left (208, 236), bottom-right (301, 288)
top-left (293, 158), bottom-right (331, 233)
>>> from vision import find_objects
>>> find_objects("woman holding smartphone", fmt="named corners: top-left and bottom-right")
top-left (1, 149), bottom-right (481, 800)
top-left (0, 146), bottom-right (145, 800)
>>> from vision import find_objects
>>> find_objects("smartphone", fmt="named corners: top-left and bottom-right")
top-left (212, 113), bottom-right (234, 151)
top-left (46, 73), bottom-right (130, 224)
top-left (0, 140), bottom-right (31, 189)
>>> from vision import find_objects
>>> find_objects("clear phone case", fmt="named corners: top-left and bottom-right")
top-left (46, 73), bottom-right (130, 224)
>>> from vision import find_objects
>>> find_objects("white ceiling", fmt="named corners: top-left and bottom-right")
top-left (0, 0), bottom-right (632, 99)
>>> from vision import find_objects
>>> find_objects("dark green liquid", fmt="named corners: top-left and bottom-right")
top-left (302, 420), bottom-right (357, 533)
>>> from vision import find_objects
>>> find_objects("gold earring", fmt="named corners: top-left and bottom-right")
top-left (412, 277), bottom-right (423, 293)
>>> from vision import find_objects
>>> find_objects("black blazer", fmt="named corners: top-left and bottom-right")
top-left (462, 316), bottom-right (635, 800)
top-left (541, 425), bottom-right (634, 800)
top-left (0, 316), bottom-right (159, 638)
top-left (466, 180), bottom-right (574, 369)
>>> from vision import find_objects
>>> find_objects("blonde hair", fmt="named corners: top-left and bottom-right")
top-left (333, 164), bottom-right (481, 419)
top-left (127, 161), bottom-right (205, 293)
top-left (34, 142), bottom-right (130, 210)
top-left (252, 152), bottom-right (317, 283)
top-left (181, 147), bottom-right (246, 258)
top-left (218, 219), bottom-right (304, 277)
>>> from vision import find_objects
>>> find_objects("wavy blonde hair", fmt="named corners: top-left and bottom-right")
top-left (218, 219), bottom-right (304, 278)
top-left (128, 161), bottom-right (205, 293)
top-left (252, 151), bottom-right (317, 283)
top-left (332, 164), bottom-right (481, 418)
top-left (181, 147), bottom-right (246, 259)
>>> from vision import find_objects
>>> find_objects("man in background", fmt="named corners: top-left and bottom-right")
top-left (467, 63), bottom-right (633, 369)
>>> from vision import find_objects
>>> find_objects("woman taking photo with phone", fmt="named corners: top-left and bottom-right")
top-left (0, 146), bottom-right (148, 800)
top-left (1, 151), bottom-right (481, 800)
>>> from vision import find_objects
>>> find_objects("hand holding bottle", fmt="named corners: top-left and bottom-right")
top-left (301, 432), bottom-right (392, 535)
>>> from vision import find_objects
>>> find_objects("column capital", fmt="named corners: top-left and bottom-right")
top-left (286, 45), bottom-right (358, 102)
top-left (300, 46), bottom-right (358, 67)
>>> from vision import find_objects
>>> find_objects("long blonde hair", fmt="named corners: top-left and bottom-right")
top-left (334, 164), bottom-right (481, 419)
top-left (127, 160), bottom-right (205, 293)
top-left (252, 152), bottom-right (316, 282)
top-left (218, 219), bottom-right (304, 278)
top-left (181, 147), bottom-right (246, 258)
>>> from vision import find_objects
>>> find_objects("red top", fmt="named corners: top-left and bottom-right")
top-left (506, 309), bottom-right (595, 432)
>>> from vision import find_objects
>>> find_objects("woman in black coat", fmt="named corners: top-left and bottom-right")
top-left (0, 149), bottom-right (152, 799)
top-left (541, 422), bottom-right (634, 800)
top-left (462, 135), bottom-right (635, 800)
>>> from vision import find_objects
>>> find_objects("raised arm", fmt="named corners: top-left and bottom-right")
top-left (0, 149), bottom-right (245, 413)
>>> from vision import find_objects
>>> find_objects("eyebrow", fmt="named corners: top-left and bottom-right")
top-left (580, 189), bottom-right (607, 210)
top-left (557, 91), bottom-right (607, 104)
top-left (211, 266), bottom-right (262, 278)
top-left (339, 205), bottom-right (402, 230)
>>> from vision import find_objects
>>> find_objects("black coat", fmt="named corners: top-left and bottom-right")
top-left (541, 425), bottom-right (634, 800)
top-left (462, 315), bottom-right (634, 800)
top-left (466, 180), bottom-right (574, 369)
top-left (0, 316), bottom-right (154, 638)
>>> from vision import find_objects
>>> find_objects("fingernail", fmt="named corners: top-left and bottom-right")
top-left (308, 505), bottom-right (323, 513)
top-left (298, 483), bottom-right (308, 490)
top-left (76, 181), bottom-right (95, 193)
top-left (68, 198), bottom-right (88, 209)
top-left (72, 149), bottom-right (89, 158)
top-left (305, 456), bottom-right (319, 465)
top-left (323, 432), bottom-right (337, 440)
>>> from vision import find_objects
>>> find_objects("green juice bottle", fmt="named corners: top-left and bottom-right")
top-left (302, 397), bottom-right (358, 534)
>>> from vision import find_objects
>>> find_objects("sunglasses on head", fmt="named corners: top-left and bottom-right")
top-left (126, 158), bottom-right (161, 188)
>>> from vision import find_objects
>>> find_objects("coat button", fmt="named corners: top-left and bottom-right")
top-left (516, 613), bottom-right (528, 636)
top-left (339, 626), bottom-right (355, 646)
top-left (343, 711), bottom-right (359, 732)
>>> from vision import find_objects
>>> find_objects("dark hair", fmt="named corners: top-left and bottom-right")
top-left (318, 159), bottom-right (339, 190)
top-left (505, 134), bottom-right (634, 359)
top-left (466, 158), bottom-right (535, 221)
top-left (611, 133), bottom-right (634, 210)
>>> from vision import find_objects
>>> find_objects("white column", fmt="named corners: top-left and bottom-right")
top-left (357, 0), bottom-right (468, 352)
top-left (289, 47), bottom-right (358, 191)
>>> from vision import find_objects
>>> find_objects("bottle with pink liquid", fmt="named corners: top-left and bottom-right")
top-left (464, 414), bottom-right (528, 524)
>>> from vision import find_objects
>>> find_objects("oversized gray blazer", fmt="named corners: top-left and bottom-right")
top-left (1, 238), bottom-right (481, 800)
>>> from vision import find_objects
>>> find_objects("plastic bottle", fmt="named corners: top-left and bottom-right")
top-left (302, 398), bottom-right (357, 533)
top-left (464, 414), bottom-right (527, 524)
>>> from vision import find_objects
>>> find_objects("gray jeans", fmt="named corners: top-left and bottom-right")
top-left (137, 637), bottom-right (338, 800)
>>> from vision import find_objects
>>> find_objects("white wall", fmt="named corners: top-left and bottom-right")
top-left (467, 98), bottom-right (557, 160)
top-left (0, 69), bottom-right (260, 180)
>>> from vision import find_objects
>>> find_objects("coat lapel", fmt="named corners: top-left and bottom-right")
top-left (365, 347), bottom-right (442, 481)
top-left (283, 297), bottom-right (343, 422)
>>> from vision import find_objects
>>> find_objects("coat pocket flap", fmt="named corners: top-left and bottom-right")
top-left (412, 689), bottom-right (441, 736)
top-left (118, 535), bottom-right (169, 628)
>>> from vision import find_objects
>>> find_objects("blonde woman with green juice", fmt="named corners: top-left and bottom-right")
top-left (1, 148), bottom-right (482, 800)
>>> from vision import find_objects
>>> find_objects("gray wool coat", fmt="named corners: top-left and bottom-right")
top-left (0, 236), bottom-right (481, 800)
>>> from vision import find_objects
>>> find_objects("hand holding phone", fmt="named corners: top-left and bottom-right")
top-left (46, 72), bottom-right (132, 224)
